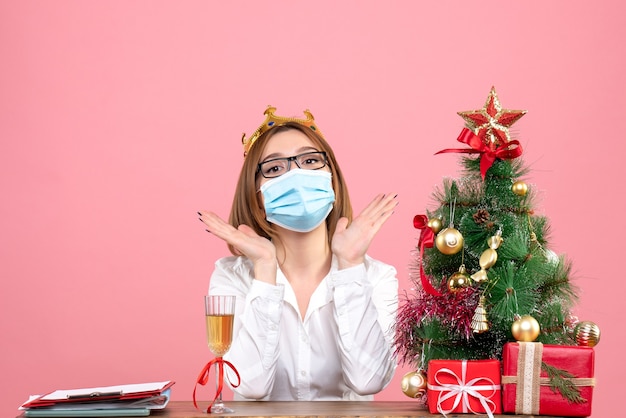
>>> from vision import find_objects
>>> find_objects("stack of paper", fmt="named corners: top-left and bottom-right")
top-left (19, 381), bottom-right (174, 417)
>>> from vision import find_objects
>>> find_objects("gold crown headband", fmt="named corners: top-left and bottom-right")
top-left (241, 106), bottom-right (324, 157)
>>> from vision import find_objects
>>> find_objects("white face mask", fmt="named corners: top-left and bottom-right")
top-left (260, 169), bottom-right (335, 232)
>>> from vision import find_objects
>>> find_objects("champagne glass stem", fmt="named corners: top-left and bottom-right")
top-left (214, 361), bottom-right (223, 409)
top-left (210, 358), bottom-right (233, 413)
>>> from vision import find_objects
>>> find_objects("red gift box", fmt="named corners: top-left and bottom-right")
top-left (502, 342), bottom-right (595, 417)
top-left (427, 359), bottom-right (502, 418)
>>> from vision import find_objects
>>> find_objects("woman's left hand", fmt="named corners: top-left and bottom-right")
top-left (198, 210), bottom-right (278, 285)
top-left (331, 193), bottom-right (398, 270)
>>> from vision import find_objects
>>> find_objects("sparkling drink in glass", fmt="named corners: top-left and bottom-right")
top-left (204, 295), bottom-right (236, 413)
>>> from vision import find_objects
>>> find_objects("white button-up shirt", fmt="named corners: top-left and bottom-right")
top-left (208, 254), bottom-right (398, 401)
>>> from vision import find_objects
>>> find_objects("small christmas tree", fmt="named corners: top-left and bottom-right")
top-left (394, 87), bottom-right (582, 375)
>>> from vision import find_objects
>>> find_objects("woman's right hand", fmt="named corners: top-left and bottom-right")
top-left (198, 211), bottom-right (277, 285)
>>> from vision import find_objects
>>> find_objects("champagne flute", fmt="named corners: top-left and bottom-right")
top-left (205, 295), bottom-right (236, 413)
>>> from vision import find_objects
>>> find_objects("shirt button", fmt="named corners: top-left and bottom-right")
top-left (300, 370), bottom-right (306, 376)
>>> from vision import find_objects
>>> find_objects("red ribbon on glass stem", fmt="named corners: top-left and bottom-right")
top-left (435, 128), bottom-right (523, 179)
top-left (413, 215), bottom-right (442, 297)
top-left (193, 357), bottom-right (240, 413)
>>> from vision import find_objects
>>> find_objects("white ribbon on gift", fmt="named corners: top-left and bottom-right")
top-left (427, 360), bottom-right (501, 418)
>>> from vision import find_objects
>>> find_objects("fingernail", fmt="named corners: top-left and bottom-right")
top-left (205, 229), bottom-right (212, 234)
top-left (394, 194), bottom-right (398, 198)
top-left (197, 211), bottom-right (202, 216)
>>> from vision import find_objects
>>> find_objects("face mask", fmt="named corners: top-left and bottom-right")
top-left (260, 169), bottom-right (336, 233)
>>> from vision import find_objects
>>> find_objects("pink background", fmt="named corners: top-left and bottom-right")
top-left (1, 1), bottom-right (623, 416)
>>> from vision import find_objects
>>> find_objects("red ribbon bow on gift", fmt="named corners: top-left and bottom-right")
top-left (193, 357), bottom-right (241, 413)
top-left (413, 215), bottom-right (442, 297)
top-left (428, 360), bottom-right (501, 418)
top-left (436, 128), bottom-right (523, 179)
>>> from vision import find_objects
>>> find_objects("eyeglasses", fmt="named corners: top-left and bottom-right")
top-left (257, 151), bottom-right (328, 179)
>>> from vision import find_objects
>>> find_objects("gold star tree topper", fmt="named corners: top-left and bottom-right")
top-left (457, 87), bottom-right (527, 149)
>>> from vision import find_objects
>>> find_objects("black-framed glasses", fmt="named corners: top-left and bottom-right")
top-left (257, 151), bottom-right (328, 179)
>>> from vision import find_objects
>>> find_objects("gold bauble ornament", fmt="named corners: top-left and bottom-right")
top-left (427, 218), bottom-right (443, 234)
top-left (435, 227), bottom-right (464, 255)
top-left (470, 249), bottom-right (498, 283)
top-left (512, 181), bottom-right (528, 196)
top-left (401, 370), bottom-right (427, 398)
top-left (478, 248), bottom-right (498, 268)
top-left (471, 296), bottom-right (489, 333)
top-left (447, 265), bottom-right (471, 292)
top-left (470, 231), bottom-right (503, 283)
top-left (511, 315), bottom-right (541, 342)
top-left (487, 230), bottom-right (503, 249)
top-left (574, 321), bottom-right (601, 347)
top-left (470, 269), bottom-right (488, 283)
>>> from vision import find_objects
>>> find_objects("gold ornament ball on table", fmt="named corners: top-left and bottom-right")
top-left (435, 227), bottom-right (464, 255)
top-left (401, 370), bottom-right (427, 398)
top-left (574, 321), bottom-right (601, 347)
top-left (512, 181), bottom-right (528, 196)
top-left (512, 315), bottom-right (541, 342)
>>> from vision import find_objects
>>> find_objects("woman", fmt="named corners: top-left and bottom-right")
top-left (198, 106), bottom-right (398, 401)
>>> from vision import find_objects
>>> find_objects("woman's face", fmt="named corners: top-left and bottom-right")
top-left (257, 129), bottom-right (330, 187)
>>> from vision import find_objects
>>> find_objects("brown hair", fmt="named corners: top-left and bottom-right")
top-left (226, 122), bottom-right (353, 255)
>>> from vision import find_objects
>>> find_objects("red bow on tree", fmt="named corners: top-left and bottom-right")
top-left (436, 128), bottom-right (523, 179)
top-left (413, 215), bottom-right (442, 297)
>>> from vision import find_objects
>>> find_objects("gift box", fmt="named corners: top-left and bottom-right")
top-left (502, 342), bottom-right (595, 417)
top-left (427, 359), bottom-right (502, 418)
